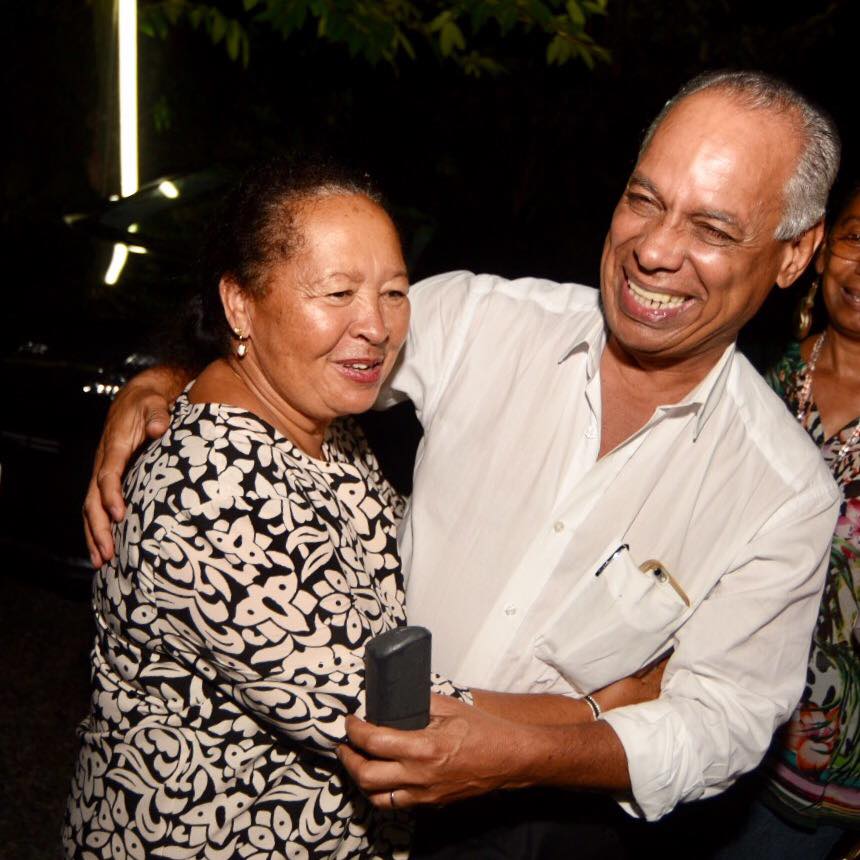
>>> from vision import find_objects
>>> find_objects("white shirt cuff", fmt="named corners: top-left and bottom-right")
top-left (601, 700), bottom-right (704, 821)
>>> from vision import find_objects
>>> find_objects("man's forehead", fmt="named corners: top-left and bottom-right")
top-left (643, 90), bottom-right (801, 170)
top-left (631, 91), bottom-right (800, 223)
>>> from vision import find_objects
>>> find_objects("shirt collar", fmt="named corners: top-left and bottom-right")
top-left (665, 342), bottom-right (735, 441)
top-left (557, 312), bottom-right (607, 380)
top-left (558, 323), bottom-right (736, 441)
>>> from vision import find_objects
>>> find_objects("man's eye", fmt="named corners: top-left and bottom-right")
top-left (626, 192), bottom-right (659, 215)
top-left (327, 290), bottom-right (352, 299)
top-left (698, 223), bottom-right (734, 244)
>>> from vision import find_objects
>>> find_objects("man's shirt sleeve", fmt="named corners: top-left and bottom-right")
top-left (376, 270), bottom-right (483, 421)
top-left (600, 478), bottom-right (839, 820)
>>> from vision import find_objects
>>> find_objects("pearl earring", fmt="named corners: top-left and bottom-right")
top-left (233, 328), bottom-right (249, 358)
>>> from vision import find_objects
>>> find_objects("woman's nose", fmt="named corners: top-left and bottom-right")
top-left (350, 297), bottom-right (387, 343)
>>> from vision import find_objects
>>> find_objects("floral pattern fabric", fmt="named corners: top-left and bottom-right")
top-left (765, 341), bottom-right (860, 827)
top-left (63, 393), bottom-right (465, 859)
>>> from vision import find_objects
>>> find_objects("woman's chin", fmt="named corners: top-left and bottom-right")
top-left (326, 389), bottom-right (382, 419)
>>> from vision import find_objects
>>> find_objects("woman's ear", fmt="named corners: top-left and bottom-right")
top-left (219, 276), bottom-right (252, 336)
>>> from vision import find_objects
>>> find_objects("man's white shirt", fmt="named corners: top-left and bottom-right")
top-left (380, 270), bottom-right (839, 820)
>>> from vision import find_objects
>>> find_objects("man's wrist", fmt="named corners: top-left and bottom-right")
top-left (500, 719), bottom-right (632, 793)
top-left (125, 364), bottom-right (189, 403)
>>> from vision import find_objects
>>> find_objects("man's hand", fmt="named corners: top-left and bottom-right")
top-left (339, 694), bottom-right (529, 809)
top-left (83, 367), bottom-right (186, 567)
top-left (338, 693), bottom-right (630, 809)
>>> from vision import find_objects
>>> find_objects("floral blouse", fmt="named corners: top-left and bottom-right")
top-left (765, 341), bottom-right (860, 827)
top-left (63, 393), bottom-right (467, 859)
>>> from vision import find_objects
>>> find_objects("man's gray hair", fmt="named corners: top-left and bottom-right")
top-left (639, 70), bottom-right (841, 240)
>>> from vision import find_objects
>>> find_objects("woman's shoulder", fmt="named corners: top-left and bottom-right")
top-left (124, 392), bottom-right (290, 507)
top-left (765, 340), bottom-right (804, 404)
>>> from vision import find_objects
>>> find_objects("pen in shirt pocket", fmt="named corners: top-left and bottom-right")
top-left (593, 544), bottom-right (630, 577)
top-left (593, 545), bottom-right (691, 606)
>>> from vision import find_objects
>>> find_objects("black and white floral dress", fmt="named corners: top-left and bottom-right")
top-left (63, 393), bottom-right (465, 859)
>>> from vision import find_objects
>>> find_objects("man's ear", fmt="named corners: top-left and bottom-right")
top-left (776, 221), bottom-right (825, 289)
top-left (219, 276), bottom-right (252, 335)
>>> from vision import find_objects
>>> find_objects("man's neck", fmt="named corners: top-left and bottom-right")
top-left (597, 336), bottom-right (727, 458)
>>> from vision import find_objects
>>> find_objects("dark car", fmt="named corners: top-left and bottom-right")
top-left (0, 172), bottom-right (232, 567)
top-left (0, 171), bottom-right (429, 568)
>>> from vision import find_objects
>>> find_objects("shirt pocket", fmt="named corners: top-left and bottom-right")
top-left (534, 544), bottom-right (689, 694)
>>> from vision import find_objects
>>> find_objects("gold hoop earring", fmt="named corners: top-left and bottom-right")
top-left (793, 277), bottom-right (819, 341)
top-left (233, 328), bottom-right (249, 359)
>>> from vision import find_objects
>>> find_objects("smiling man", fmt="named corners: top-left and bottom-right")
top-left (85, 72), bottom-right (843, 858)
top-left (334, 71), bottom-right (842, 856)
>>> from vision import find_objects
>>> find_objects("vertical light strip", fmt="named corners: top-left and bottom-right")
top-left (118, 0), bottom-right (138, 197)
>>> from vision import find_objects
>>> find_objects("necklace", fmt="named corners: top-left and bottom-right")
top-left (796, 330), bottom-right (860, 466)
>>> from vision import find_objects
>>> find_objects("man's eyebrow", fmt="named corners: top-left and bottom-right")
top-left (695, 208), bottom-right (741, 229)
top-left (627, 173), bottom-right (661, 198)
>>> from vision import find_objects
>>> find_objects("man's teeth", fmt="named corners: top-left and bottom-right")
top-left (628, 280), bottom-right (687, 309)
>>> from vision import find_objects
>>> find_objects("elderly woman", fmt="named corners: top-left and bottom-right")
top-left (62, 160), bottom-right (471, 859)
top-left (69, 160), bottom-right (662, 860)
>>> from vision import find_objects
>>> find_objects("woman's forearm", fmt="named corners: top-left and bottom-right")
top-left (471, 655), bottom-right (666, 726)
top-left (471, 689), bottom-right (592, 725)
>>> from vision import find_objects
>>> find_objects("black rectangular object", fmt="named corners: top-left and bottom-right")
top-left (364, 626), bottom-right (431, 729)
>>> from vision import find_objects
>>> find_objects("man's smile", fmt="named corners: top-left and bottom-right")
top-left (619, 269), bottom-right (696, 323)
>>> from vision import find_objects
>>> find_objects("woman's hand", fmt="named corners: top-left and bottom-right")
top-left (592, 653), bottom-right (668, 714)
top-left (83, 368), bottom-right (185, 566)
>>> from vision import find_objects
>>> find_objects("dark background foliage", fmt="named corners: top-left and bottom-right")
top-left (6, 0), bottom-right (858, 289)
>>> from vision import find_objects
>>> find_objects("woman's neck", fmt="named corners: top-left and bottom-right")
top-left (817, 326), bottom-right (860, 383)
top-left (801, 327), bottom-right (860, 440)
top-left (189, 358), bottom-right (330, 459)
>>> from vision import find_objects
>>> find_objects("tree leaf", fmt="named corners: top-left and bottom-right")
top-left (210, 10), bottom-right (228, 45)
top-left (566, 0), bottom-right (586, 29)
top-left (226, 20), bottom-right (241, 60)
top-left (439, 19), bottom-right (465, 56)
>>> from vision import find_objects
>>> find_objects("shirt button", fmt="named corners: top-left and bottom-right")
top-left (504, 604), bottom-right (517, 616)
top-left (553, 521), bottom-right (565, 533)
top-left (585, 420), bottom-right (597, 438)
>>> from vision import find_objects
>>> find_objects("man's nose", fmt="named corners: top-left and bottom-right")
top-left (634, 218), bottom-right (686, 273)
top-left (350, 295), bottom-right (388, 343)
